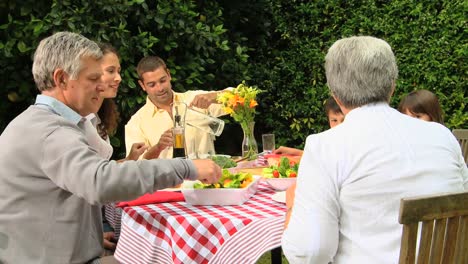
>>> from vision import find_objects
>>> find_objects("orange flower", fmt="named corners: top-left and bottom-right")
top-left (249, 100), bottom-right (258, 108)
top-left (229, 94), bottom-right (240, 107)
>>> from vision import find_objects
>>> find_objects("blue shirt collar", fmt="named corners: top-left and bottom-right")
top-left (35, 94), bottom-right (83, 125)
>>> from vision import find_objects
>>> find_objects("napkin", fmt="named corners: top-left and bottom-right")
top-left (116, 191), bottom-right (185, 208)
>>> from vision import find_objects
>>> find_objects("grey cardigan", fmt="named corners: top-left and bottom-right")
top-left (0, 104), bottom-right (197, 263)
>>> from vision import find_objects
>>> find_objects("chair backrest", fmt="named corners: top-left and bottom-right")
top-left (398, 191), bottom-right (468, 264)
top-left (452, 129), bottom-right (468, 164)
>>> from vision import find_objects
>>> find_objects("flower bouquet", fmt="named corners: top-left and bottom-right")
top-left (217, 81), bottom-right (262, 160)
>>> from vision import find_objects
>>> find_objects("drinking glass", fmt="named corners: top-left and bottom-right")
top-left (187, 138), bottom-right (199, 159)
top-left (262, 133), bottom-right (275, 154)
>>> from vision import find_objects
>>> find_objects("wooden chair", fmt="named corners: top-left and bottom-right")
top-left (398, 191), bottom-right (468, 264)
top-left (452, 129), bottom-right (468, 164)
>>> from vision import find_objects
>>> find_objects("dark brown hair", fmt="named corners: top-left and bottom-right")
top-left (398, 89), bottom-right (444, 124)
top-left (136, 56), bottom-right (168, 80)
top-left (96, 42), bottom-right (120, 139)
top-left (324, 96), bottom-right (343, 115)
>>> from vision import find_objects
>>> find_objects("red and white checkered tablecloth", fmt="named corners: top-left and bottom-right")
top-left (113, 182), bottom-right (286, 264)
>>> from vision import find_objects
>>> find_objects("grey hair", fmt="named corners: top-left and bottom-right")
top-left (325, 36), bottom-right (398, 108)
top-left (32, 31), bottom-right (103, 91)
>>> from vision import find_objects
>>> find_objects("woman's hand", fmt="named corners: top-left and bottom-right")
top-left (126, 142), bottom-right (148, 161)
top-left (103, 231), bottom-right (116, 250)
top-left (274, 146), bottom-right (303, 156)
top-left (284, 183), bottom-right (297, 229)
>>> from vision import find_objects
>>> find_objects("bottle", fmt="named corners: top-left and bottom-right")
top-left (173, 106), bottom-right (186, 158)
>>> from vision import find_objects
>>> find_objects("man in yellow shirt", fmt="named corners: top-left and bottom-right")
top-left (125, 56), bottom-right (228, 159)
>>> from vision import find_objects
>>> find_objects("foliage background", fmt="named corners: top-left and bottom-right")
top-left (1, 0), bottom-right (466, 158)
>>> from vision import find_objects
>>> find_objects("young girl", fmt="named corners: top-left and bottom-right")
top-left (398, 89), bottom-right (444, 124)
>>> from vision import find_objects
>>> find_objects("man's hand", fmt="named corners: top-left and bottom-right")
top-left (143, 129), bottom-right (173, 159)
top-left (189, 92), bottom-right (219, 109)
top-left (126, 142), bottom-right (148, 161)
top-left (157, 129), bottom-right (173, 149)
top-left (191, 159), bottom-right (222, 184)
top-left (103, 231), bottom-right (116, 250)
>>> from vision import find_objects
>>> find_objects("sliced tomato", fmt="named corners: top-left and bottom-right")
top-left (273, 170), bottom-right (280, 178)
top-left (223, 179), bottom-right (232, 185)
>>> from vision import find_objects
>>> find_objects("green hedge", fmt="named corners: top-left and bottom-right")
top-left (1, 0), bottom-right (466, 156)
top-left (0, 0), bottom-right (250, 157)
top-left (249, 0), bottom-right (467, 149)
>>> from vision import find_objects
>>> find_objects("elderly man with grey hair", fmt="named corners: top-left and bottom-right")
top-left (0, 31), bottom-right (221, 263)
top-left (282, 36), bottom-right (467, 264)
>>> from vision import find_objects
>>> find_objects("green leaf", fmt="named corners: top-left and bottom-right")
top-left (17, 41), bottom-right (28, 53)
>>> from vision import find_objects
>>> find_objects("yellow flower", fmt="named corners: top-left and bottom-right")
top-left (217, 81), bottom-right (262, 124)
top-left (224, 107), bottom-right (234, 114)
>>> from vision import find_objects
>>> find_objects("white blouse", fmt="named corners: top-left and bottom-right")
top-left (83, 113), bottom-right (113, 160)
top-left (282, 103), bottom-right (467, 264)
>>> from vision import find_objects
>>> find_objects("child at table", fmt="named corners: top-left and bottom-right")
top-left (398, 89), bottom-right (444, 124)
top-left (325, 96), bottom-right (345, 128)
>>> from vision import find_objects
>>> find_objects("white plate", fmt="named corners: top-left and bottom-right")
top-left (162, 187), bottom-right (182, 192)
top-left (271, 191), bottom-right (286, 203)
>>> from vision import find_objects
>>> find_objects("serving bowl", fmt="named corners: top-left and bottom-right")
top-left (264, 177), bottom-right (296, 191)
top-left (264, 154), bottom-right (302, 166)
top-left (182, 175), bottom-right (261, 206)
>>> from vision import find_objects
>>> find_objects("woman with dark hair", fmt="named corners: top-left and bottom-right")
top-left (96, 43), bottom-right (120, 142)
top-left (398, 89), bottom-right (444, 124)
top-left (83, 42), bottom-right (148, 255)
top-left (87, 42), bottom-right (146, 160)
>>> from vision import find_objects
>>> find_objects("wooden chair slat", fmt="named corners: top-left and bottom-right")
top-left (417, 220), bottom-right (434, 264)
top-left (399, 223), bottom-right (418, 264)
top-left (428, 218), bottom-right (446, 264)
top-left (453, 129), bottom-right (468, 164)
top-left (441, 216), bottom-right (460, 263)
top-left (454, 216), bottom-right (468, 264)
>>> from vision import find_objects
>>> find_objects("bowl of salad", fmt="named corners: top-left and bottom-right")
top-left (182, 169), bottom-right (261, 205)
top-left (262, 157), bottom-right (298, 191)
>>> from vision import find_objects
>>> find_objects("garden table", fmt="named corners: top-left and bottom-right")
top-left (111, 182), bottom-right (286, 263)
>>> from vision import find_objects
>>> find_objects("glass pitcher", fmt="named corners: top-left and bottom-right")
top-left (172, 102), bottom-right (225, 137)
top-left (184, 107), bottom-right (225, 137)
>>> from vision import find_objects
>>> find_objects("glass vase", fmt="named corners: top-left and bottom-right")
top-left (240, 121), bottom-right (258, 160)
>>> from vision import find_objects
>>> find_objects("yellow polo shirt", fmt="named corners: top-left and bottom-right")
top-left (125, 91), bottom-right (226, 159)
